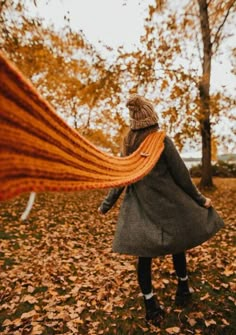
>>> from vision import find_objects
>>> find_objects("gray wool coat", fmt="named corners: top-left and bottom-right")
top-left (99, 135), bottom-right (224, 257)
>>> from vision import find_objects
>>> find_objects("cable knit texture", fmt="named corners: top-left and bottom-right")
top-left (126, 95), bottom-right (159, 130)
top-left (0, 52), bottom-right (165, 201)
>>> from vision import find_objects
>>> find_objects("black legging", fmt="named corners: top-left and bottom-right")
top-left (137, 252), bottom-right (187, 294)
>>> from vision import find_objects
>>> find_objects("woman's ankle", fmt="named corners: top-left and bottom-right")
top-left (177, 276), bottom-right (189, 292)
top-left (143, 291), bottom-right (154, 300)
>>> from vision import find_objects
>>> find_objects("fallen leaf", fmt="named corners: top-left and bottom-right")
top-left (31, 324), bottom-right (44, 335)
top-left (2, 319), bottom-right (12, 326)
top-left (103, 302), bottom-right (113, 313)
top-left (188, 318), bottom-right (197, 326)
top-left (27, 286), bottom-right (35, 293)
top-left (166, 326), bottom-right (181, 334)
top-left (223, 267), bottom-right (234, 277)
top-left (222, 318), bottom-right (230, 325)
top-left (21, 310), bottom-right (37, 320)
top-left (205, 319), bottom-right (216, 327)
top-left (69, 276), bottom-right (77, 282)
top-left (22, 295), bottom-right (38, 304)
top-left (200, 293), bottom-right (210, 301)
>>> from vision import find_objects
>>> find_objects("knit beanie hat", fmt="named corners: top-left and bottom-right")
top-left (126, 95), bottom-right (158, 130)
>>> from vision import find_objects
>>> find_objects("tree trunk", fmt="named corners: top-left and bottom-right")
top-left (197, 0), bottom-right (214, 188)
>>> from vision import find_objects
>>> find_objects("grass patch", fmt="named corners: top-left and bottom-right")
top-left (33, 286), bottom-right (48, 294)
top-left (32, 232), bottom-right (43, 240)
top-left (13, 302), bottom-right (34, 318)
top-left (0, 231), bottom-right (16, 239)
top-left (3, 257), bottom-right (16, 269)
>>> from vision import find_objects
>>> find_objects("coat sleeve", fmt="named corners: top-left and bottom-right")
top-left (163, 136), bottom-right (206, 206)
top-left (99, 187), bottom-right (125, 214)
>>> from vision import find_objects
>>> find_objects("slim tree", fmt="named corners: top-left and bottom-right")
top-left (198, 0), bottom-right (213, 187)
top-left (197, 0), bottom-right (235, 187)
top-left (122, 0), bottom-right (235, 187)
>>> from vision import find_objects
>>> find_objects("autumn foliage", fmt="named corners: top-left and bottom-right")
top-left (1, 0), bottom-right (235, 164)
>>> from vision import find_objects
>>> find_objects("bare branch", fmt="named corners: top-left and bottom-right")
top-left (179, 13), bottom-right (199, 18)
top-left (211, 0), bottom-right (236, 49)
top-left (206, 0), bottom-right (213, 7)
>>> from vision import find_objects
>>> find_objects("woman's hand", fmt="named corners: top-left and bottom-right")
top-left (204, 197), bottom-right (212, 208)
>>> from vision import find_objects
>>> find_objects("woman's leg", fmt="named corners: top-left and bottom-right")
top-left (137, 257), bottom-right (165, 326)
top-left (137, 257), bottom-right (153, 296)
top-left (172, 252), bottom-right (187, 279)
top-left (172, 252), bottom-right (192, 306)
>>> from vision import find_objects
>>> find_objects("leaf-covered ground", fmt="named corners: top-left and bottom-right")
top-left (0, 178), bottom-right (235, 335)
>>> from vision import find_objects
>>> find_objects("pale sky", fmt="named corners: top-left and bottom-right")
top-left (30, 0), bottom-right (235, 154)
top-left (33, 0), bottom-right (152, 50)
top-left (32, 0), bottom-right (235, 93)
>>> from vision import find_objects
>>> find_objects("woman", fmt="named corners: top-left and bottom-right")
top-left (98, 95), bottom-right (224, 327)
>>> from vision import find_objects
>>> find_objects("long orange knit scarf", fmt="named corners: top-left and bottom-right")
top-left (0, 52), bottom-right (165, 201)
